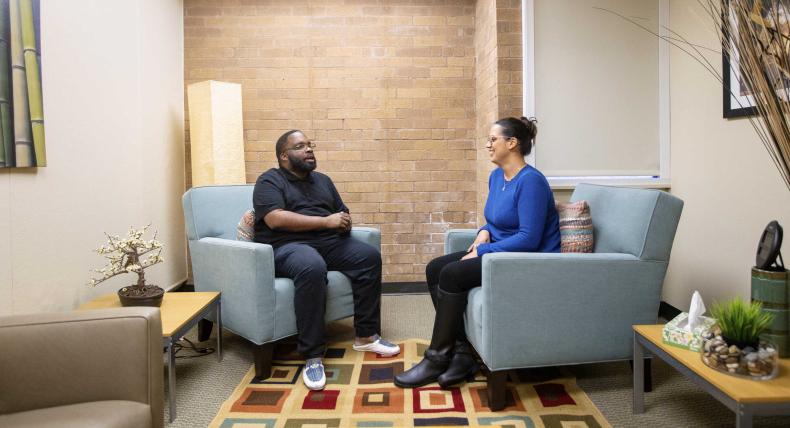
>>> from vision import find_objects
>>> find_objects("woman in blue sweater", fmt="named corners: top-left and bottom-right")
top-left (395, 117), bottom-right (560, 389)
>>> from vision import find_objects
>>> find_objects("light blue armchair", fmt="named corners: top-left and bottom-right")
top-left (447, 184), bottom-right (683, 410)
top-left (182, 184), bottom-right (381, 379)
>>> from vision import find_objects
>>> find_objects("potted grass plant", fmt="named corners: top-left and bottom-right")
top-left (87, 224), bottom-right (165, 307)
top-left (712, 298), bottom-right (774, 349)
top-left (702, 298), bottom-right (778, 379)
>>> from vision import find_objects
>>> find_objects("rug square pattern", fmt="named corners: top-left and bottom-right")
top-left (324, 364), bottom-right (354, 385)
top-left (469, 385), bottom-right (525, 412)
top-left (251, 363), bottom-right (302, 385)
top-left (210, 340), bottom-right (611, 428)
top-left (301, 389), bottom-right (340, 410)
top-left (352, 387), bottom-right (404, 413)
top-left (476, 416), bottom-right (535, 427)
top-left (540, 414), bottom-right (604, 428)
top-left (533, 382), bottom-right (577, 407)
top-left (282, 418), bottom-right (341, 428)
top-left (358, 362), bottom-right (404, 384)
top-left (412, 387), bottom-right (465, 413)
top-left (230, 388), bottom-right (291, 413)
top-left (218, 418), bottom-right (277, 428)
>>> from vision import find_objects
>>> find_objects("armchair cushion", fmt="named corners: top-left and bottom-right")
top-left (0, 400), bottom-right (151, 428)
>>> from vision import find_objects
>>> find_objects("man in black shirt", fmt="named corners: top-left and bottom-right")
top-left (253, 130), bottom-right (399, 391)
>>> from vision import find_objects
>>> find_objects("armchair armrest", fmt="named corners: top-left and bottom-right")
top-left (0, 307), bottom-right (163, 426)
top-left (478, 252), bottom-right (668, 369)
top-left (445, 229), bottom-right (477, 254)
top-left (189, 237), bottom-right (276, 343)
top-left (350, 227), bottom-right (381, 250)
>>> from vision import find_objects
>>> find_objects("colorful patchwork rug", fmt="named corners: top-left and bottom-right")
top-left (210, 339), bottom-right (611, 428)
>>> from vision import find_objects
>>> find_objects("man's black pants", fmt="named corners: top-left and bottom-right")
top-left (273, 236), bottom-right (382, 358)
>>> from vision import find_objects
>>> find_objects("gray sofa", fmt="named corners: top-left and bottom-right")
top-left (447, 183), bottom-right (684, 409)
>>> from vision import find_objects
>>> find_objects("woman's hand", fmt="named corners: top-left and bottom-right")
top-left (467, 229), bottom-right (490, 252)
top-left (461, 247), bottom-right (478, 260)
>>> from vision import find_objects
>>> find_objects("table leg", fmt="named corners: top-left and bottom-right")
top-left (633, 332), bottom-right (645, 414)
top-left (736, 404), bottom-right (753, 428)
top-left (167, 339), bottom-right (176, 422)
top-left (216, 300), bottom-right (223, 362)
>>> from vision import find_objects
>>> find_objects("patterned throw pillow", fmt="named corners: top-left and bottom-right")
top-left (236, 209), bottom-right (255, 242)
top-left (556, 200), bottom-right (594, 253)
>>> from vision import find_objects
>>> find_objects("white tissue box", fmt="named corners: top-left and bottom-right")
top-left (662, 313), bottom-right (717, 352)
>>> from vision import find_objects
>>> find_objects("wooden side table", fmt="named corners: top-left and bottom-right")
top-left (633, 325), bottom-right (790, 428)
top-left (80, 292), bottom-right (222, 422)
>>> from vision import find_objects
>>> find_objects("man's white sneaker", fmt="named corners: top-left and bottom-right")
top-left (352, 335), bottom-right (400, 357)
top-left (302, 358), bottom-right (326, 390)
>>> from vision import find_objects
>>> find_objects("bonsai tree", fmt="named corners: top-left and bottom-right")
top-left (88, 224), bottom-right (165, 300)
top-left (710, 298), bottom-right (774, 348)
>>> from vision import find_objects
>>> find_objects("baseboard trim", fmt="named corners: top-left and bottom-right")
top-left (177, 281), bottom-right (427, 295)
top-left (168, 278), bottom-right (190, 292)
top-left (382, 281), bottom-right (428, 295)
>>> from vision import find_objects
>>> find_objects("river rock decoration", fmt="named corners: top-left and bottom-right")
top-left (701, 329), bottom-right (778, 380)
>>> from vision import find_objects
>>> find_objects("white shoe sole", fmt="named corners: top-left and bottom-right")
top-left (352, 344), bottom-right (401, 357)
top-left (303, 377), bottom-right (326, 390)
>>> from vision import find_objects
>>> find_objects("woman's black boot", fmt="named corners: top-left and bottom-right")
top-left (437, 340), bottom-right (479, 388)
top-left (394, 289), bottom-right (467, 388)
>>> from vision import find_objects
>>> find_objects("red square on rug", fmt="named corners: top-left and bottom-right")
top-left (534, 383), bottom-right (576, 407)
top-left (302, 389), bottom-right (340, 410)
top-left (412, 387), bottom-right (464, 413)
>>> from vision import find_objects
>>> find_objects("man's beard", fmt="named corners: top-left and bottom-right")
top-left (288, 153), bottom-right (317, 172)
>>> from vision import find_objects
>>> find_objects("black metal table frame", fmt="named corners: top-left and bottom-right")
top-left (164, 298), bottom-right (222, 422)
top-left (633, 331), bottom-right (790, 428)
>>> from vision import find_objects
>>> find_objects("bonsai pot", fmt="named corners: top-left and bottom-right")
top-left (118, 285), bottom-right (165, 307)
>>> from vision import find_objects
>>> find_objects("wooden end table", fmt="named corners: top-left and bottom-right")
top-left (80, 291), bottom-right (222, 422)
top-left (633, 325), bottom-right (790, 428)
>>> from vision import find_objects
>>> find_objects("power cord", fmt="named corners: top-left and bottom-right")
top-left (172, 337), bottom-right (215, 359)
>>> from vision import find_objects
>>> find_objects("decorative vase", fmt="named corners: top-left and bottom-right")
top-left (751, 267), bottom-right (789, 357)
top-left (117, 285), bottom-right (164, 307)
top-left (701, 332), bottom-right (779, 380)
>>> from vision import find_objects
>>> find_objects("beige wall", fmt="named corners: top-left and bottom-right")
top-left (184, 0), bottom-right (478, 281)
top-left (0, 0), bottom-right (186, 315)
top-left (664, 0), bottom-right (790, 310)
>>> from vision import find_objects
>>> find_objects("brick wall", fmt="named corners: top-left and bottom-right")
top-left (474, 0), bottom-right (498, 224)
top-left (184, 0), bottom-right (481, 282)
top-left (473, 0), bottom-right (523, 223)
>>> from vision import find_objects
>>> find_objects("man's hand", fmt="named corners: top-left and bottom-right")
top-left (467, 229), bottom-right (490, 252)
top-left (325, 212), bottom-right (351, 232)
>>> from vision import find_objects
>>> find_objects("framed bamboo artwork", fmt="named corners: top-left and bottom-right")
top-left (0, 0), bottom-right (44, 168)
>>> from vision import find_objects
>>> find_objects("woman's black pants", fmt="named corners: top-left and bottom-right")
top-left (425, 251), bottom-right (483, 341)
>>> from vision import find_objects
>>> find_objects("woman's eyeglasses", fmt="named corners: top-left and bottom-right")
top-left (485, 136), bottom-right (510, 144)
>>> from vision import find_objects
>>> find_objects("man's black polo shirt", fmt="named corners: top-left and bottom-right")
top-left (253, 167), bottom-right (349, 248)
